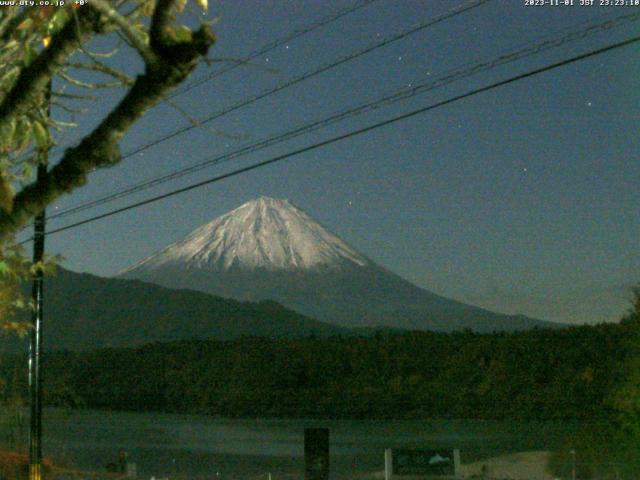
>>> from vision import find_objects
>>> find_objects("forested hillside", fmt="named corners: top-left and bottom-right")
top-left (2, 269), bottom-right (346, 353)
top-left (0, 323), bottom-right (629, 420)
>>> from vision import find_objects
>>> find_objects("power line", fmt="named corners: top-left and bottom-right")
top-left (45, 0), bottom-right (381, 159)
top-left (117, 0), bottom-right (492, 160)
top-left (21, 33), bottom-right (640, 243)
top-left (167, 0), bottom-right (382, 100)
top-left (37, 0), bottom-right (492, 223)
top-left (51, 0), bottom-right (488, 163)
top-left (44, 10), bottom-right (640, 223)
top-left (39, 0), bottom-right (490, 222)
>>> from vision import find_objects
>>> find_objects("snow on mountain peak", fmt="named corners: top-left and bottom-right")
top-left (122, 197), bottom-right (370, 273)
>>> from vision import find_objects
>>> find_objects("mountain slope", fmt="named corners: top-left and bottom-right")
top-left (120, 197), bottom-right (560, 332)
top-left (124, 196), bottom-right (370, 272)
top-left (1, 268), bottom-right (346, 352)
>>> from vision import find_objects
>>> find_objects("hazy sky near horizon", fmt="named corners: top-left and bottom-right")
top-left (25, 0), bottom-right (640, 325)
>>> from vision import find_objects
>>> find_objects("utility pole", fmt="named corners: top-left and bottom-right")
top-left (29, 81), bottom-right (50, 480)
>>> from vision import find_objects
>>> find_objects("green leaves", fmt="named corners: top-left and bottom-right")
top-left (140, 0), bottom-right (155, 17)
top-left (0, 175), bottom-right (13, 214)
top-left (27, 255), bottom-right (61, 279)
top-left (0, 0), bottom-right (215, 342)
top-left (0, 240), bottom-right (32, 330)
top-left (23, 45), bottom-right (38, 67)
top-left (14, 117), bottom-right (32, 153)
top-left (166, 25), bottom-right (193, 43)
top-left (0, 119), bottom-right (17, 152)
top-left (0, 241), bottom-right (59, 336)
top-left (194, 0), bottom-right (208, 13)
top-left (0, 116), bottom-right (46, 156)
top-left (46, 9), bottom-right (69, 37)
top-left (16, 17), bottom-right (34, 32)
top-left (32, 121), bottom-right (49, 150)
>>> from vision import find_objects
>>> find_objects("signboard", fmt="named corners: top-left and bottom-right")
top-left (304, 428), bottom-right (329, 480)
top-left (385, 449), bottom-right (460, 479)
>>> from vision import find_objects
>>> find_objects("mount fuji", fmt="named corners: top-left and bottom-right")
top-left (119, 197), bottom-right (558, 332)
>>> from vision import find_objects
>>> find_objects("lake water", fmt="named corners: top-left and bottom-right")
top-left (1, 409), bottom-right (578, 479)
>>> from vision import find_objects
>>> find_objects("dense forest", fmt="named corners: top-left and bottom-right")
top-left (0, 322), bottom-right (631, 420)
top-left (1, 315), bottom-right (639, 478)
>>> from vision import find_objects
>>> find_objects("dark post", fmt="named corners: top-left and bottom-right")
top-left (29, 82), bottom-right (50, 480)
top-left (304, 428), bottom-right (329, 480)
top-left (28, 165), bottom-right (46, 480)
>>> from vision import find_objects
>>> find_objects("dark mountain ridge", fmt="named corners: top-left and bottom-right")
top-left (120, 197), bottom-right (561, 332)
top-left (1, 267), bottom-right (346, 352)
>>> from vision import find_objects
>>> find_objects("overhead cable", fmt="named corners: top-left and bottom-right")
top-left (20, 32), bottom-right (639, 243)
top-left (45, 10), bottom-right (640, 223)
top-left (118, 0), bottom-right (492, 160)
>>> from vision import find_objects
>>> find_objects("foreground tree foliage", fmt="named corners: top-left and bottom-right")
top-left (0, 295), bottom-right (636, 476)
top-left (549, 287), bottom-right (640, 479)
top-left (0, 0), bottom-right (215, 334)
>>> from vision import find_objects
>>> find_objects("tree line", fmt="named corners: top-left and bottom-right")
top-left (0, 322), bottom-right (630, 420)
top-left (1, 314), bottom-right (639, 478)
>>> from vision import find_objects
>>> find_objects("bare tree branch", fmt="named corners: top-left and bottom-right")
top-left (67, 61), bottom-right (134, 85)
top-left (50, 101), bottom-right (87, 115)
top-left (79, 44), bottom-right (122, 59)
top-left (0, 6), bottom-right (103, 124)
top-left (0, 6), bottom-right (30, 42)
top-left (58, 70), bottom-right (123, 89)
top-left (0, 5), bottom-right (216, 238)
top-left (49, 119), bottom-right (78, 130)
top-left (165, 98), bottom-right (246, 141)
top-left (150, 0), bottom-right (176, 53)
top-left (52, 90), bottom-right (97, 101)
top-left (90, 0), bottom-right (156, 64)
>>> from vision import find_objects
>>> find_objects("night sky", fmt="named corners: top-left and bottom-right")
top-left (26, 0), bottom-right (640, 325)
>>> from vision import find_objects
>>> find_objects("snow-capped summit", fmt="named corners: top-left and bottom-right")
top-left (121, 197), bottom-right (370, 275)
top-left (120, 197), bottom-right (557, 332)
